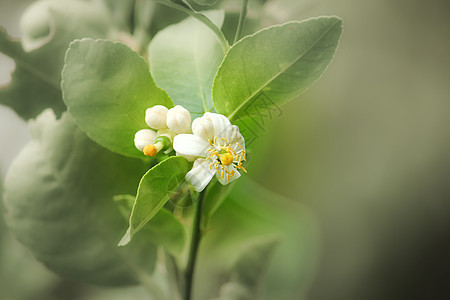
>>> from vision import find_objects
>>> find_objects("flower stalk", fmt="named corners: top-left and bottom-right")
top-left (184, 189), bottom-right (207, 300)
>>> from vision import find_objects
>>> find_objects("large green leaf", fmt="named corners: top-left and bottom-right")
top-left (0, 0), bottom-right (112, 120)
top-left (119, 156), bottom-right (190, 246)
top-left (212, 17), bottom-right (342, 121)
top-left (62, 39), bottom-right (173, 158)
top-left (2, 110), bottom-right (158, 286)
top-left (149, 10), bottom-right (225, 115)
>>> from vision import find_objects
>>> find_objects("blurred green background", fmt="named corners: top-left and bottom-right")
top-left (1, 0), bottom-right (450, 299)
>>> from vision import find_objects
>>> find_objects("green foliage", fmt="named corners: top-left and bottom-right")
top-left (119, 156), bottom-right (190, 246)
top-left (0, 0), bottom-right (111, 120)
top-left (213, 17), bottom-right (343, 121)
top-left (149, 10), bottom-right (225, 116)
top-left (62, 39), bottom-right (173, 158)
top-left (2, 110), bottom-right (157, 286)
top-left (1, 0), bottom-right (342, 297)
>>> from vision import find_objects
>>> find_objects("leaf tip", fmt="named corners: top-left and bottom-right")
top-left (118, 227), bottom-right (132, 247)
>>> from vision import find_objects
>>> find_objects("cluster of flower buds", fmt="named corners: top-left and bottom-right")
top-left (134, 105), bottom-right (191, 157)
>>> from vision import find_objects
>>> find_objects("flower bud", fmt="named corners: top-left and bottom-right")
top-left (192, 116), bottom-right (214, 141)
top-left (145, 105), bottom-right (168, 129)
top-left (166, 105), bottom-right (191, 134)
top-left (134, 129), bottom-right (156, 151)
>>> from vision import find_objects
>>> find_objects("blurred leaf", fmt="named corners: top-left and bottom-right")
top-left (213, 17), bottom-right (342, 121)
top-left (114, 195), bottom-right (186, 255)
top-left (192, 0), bottom-right (219, 6)
top-left (229, 237), bottom-right (278, 290)
top-left (0, 0), bottom-right (112, 120)
top-left (62, 39), bottom-right (173, 158)
top-left (149, 10), bottom-right (224, 116)
top-left (198, 178), bottom-right (319, 299)
top-left (101, 0), bottom-right (136, 31)
top-left (213, 283), bottom-right (253, 300)
top-left (119, 156), bottom-right (190, 246)
top-left (214, 237), bottom-right (278, 300)
top-left (2, 110), bottom-right (158, 286)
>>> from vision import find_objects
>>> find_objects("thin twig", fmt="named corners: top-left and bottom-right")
top-left (233, 0), bottom-right (248, 44)
top-left (184, 189), bottom-right (206, 300)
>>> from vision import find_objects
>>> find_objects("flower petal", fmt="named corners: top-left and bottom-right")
top-left (173, 134), bottom-right (209, 157)
top-left (186, 160), bottom-right (216, 192)
top-left (217, 166), bottom-right (241, 185)
top-left (204, 112), bottom-right (232, 140)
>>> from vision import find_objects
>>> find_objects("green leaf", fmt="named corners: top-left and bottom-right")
top-left (230, 237), bottom-right (278, 292)
top-left (0, 0), bottom-right (111, 120)
top-left (214, 237), bottom-right (279, 300)
top-left (2, 110), bottom-right (158, 286)
top-left (114, 195), bottom-right (186, 255)
top-left (212, 17), bottom-right (343, 121)
top-left (119, 156), bottom-right (190, 246)
top-left (149, 10), bottom-right (225, 116)
top-left (62, 39), bottom-right (173, 158)
top-left (199, 178), bottom-right (319, 299)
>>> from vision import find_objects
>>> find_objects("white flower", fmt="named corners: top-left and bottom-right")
top-left (134, 129), bottom-right (156, 151)
top-left (145, 105), bottom-right (168, 129)
top-left (166, 105), bottom-right (191, 134)
top-left (173, 112), bottom-right (246, 192)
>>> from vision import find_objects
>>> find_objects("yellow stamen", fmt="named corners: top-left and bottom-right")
top-left (208, 139), bottom-right (213, 146)
top-left (238, 166), bottom-right (247, 173)
top-left (143, 141), bottom-right (164, 157)
top-left (214, 137), bottom-right (217, 144)
top-left (227, 174), bottom-right (231, 181)
top-left (215, 163), bottom-right (220, 174)
top-left (143, 144), bottom-right (157, 156)
top-left (220, 153), bottom-right (234, 166)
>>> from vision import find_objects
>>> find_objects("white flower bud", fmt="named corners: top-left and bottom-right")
top-left (145, 105), bottom-right (168, 129)
top-left (166, 105), bottom-right (191, 134)
top-left (192, 116), bottom-right (214, 141)
top-left (134, 129), bottom-right (156, 151)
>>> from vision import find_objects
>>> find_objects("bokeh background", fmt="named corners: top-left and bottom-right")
top-left (1, 0), bottom-right (450, 299)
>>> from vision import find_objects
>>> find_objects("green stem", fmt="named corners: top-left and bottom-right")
top-left (153, 0), bottom-right (229, 53)
top-left (234, 0), bottom-right (248, 44)
top-left (184, 189), bottom-right (206, 300)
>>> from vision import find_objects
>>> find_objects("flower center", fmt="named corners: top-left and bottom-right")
top-left (220, 153), bottom-right (233, 166)
top-left (205, 137), bottom-right (247, 182)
